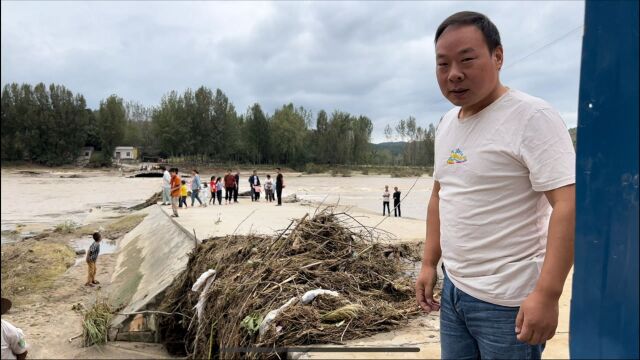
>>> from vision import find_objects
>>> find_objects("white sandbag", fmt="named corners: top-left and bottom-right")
top-left (192, 269), bottom-right (216, 292)
top-left (258, 297), bottom-right (299, 336)
top-left (300, 289), bottom-right (339, 304)
top-left (192, 269), bottom-right (217, 322)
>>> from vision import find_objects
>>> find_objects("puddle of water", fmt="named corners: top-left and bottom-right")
top-left (71, 237), bottom-right (118, 266)
top-left (71, 237), bottom-right (117, 254)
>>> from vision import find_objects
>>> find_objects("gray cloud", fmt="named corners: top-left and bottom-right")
top-left (1, 1), bottom-right (584, 142)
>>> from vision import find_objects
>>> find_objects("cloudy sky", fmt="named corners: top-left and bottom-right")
top-left (1, 1), bottom-right (584, 142)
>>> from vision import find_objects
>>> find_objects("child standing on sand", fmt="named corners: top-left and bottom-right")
top-left (200, 183), bottom-right (209, 207)
top-left (85, 232), bottom-right (101, 287)
top-left (216, 177), bottom-right (223, 205)
top-left (209, 176), bottom-right (216, 205)
top-left (179, 180), bottom-right (188, 208)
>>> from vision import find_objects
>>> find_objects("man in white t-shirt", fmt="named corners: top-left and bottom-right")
top-left (1, 297), bottom-right (28, 360)
top-left (415, 11), bottom-right (575, 359)
top-left (161, 166), bottom-right (171, 206)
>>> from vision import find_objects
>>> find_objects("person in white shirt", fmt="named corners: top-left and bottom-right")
top-left (415, 11), bottom-right (575, 359)
top-left (1, 297), bottom-right (28, 360)
top-left (161, 166), bottom-right (171, 205)
top-left (382, 185), bottom-right (391, 216)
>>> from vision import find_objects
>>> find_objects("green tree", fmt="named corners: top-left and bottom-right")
top-left (97, 95), bottom-right (126, 165)
top-left (244, 103), bottom-right (270, 163)
top-left (270, 103), bottom-right (309, 165)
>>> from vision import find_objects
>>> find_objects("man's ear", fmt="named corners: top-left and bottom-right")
top-left (494, 46), bottom-right (504, 71)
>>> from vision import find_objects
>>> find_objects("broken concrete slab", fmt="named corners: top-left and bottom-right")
top-left (108, 206), bottom-right (196, 341)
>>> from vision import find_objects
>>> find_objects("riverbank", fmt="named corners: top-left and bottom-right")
top-left (0, 209), bottom-right (173, 358)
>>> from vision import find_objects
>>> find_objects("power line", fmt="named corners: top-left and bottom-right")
top-left (504, 25), bottom-right (584, 71)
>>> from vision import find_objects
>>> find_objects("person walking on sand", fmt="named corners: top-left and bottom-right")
top-left (170, 168), bottom-right (181, 217)
top-left (393, 187), bottom-right (401, 217)
top-left (85, 232), bottom-right (102, 287)
top-left (215, 177), bottom-right (223, 205)
top-left (275, 168), bottom-right (285, 206)
top-left (1, 297), bottom-right (28, 360)
top-left (415, 12), bottom-right (575, 359)
top-left (190, 170), bottom-right (204, 207)
top-left (264, 174), bottom-right (274, 202)
top-left (249, 170), bottom-right (261, 202)
top-left (234, 171), bottom-right (240, 203)
top-left (161, 166), bottom-right (171, 205)
top-left (383, 185), bottom-right (391, 216)
top-left (179, 180), bottom-right (188, 208)
top-left (224, 170), bottom-right (235, 205)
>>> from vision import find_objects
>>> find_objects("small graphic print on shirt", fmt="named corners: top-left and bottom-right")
top-left (447, 148), bottom-right (467, 164)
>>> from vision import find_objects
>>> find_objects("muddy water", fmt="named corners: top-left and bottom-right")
top-left (285, 174), bottom-right (433, 221)
top-left (1, 169), bottom-right (433, 243)
top-left (0, 169), bottom-right (161, 241)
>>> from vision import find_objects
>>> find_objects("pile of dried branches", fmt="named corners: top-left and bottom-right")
top-left (158, 208), bottom-right (422, 359)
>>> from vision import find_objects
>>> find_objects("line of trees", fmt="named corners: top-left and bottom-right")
top-left (2, 82), bottom-right (437, 168)
top-left (384, 116), bottom-right (436, 167)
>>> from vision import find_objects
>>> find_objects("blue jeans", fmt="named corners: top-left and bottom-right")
top-left (440, 269), bottom-right (545, 359)
top-left (191, 189), bottom-right (202, 206)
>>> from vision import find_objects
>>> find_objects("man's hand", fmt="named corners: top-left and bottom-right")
top-left (415, 266), bottom-right (440, 313)
top-left (515, 290), bottom-right (559, 345)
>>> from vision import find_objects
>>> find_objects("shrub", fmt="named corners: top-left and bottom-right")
top-left (54, 220), bottom-right (78, 234)
top-left (304, 163), bottom-right (328, 174)
top-left (390, 168), bottom-right (423, 178)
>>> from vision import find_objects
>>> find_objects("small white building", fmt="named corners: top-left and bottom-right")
top-left (113, 146), bottom-right (138, 160)
top-left (78, 146), bottom-right (94, 160)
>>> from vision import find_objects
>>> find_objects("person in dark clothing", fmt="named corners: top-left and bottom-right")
top-left (275, 168), bottom-right (284, 206)
top-left (215, 177), bottom-right (223, 205)
top-left (234, 171), bottom-right (240, 203)
top-left (224, 169), bottom-right (235, 204)
top-left (393, 186), bottom-right (401, 217)
top-left (249, 170), bottom-right (261, 201)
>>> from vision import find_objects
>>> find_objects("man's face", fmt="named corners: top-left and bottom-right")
top-left (435, 25), bottom-right (503, 109)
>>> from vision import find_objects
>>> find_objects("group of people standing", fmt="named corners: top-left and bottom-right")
top-left (382, 185), bottom-right (402, 217)
top-left (160, 166), bottom-right (286, 217)
top-left (246, 169), bottom-right (284, 204)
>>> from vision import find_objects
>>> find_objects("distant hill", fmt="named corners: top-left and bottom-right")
top-left (372, 142), bottom-right (406, 157)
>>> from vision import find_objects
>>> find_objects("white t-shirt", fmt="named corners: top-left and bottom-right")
top-left (162, 170), bottom-right (171, 188)
top-left (1, 320), bottom-right (27, 359)
top-left (433, 89), bottom-right (575, 307)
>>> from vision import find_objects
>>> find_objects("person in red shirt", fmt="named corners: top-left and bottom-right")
top-left (223, 169), bottom-right (236, 205)
top-left (169, 168), bottom-right (181, 217)
top-left (209, 176), bottom-right (216, 205)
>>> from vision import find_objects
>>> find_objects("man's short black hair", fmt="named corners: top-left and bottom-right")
top-left (276, 167), bottom-right (281, 171)
top-left (435, 11), bottom-right (502, 54)
top-left (93, 232), bottom-right (101, 241)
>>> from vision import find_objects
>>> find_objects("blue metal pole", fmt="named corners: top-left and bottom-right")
top-left (570, 0), bottom-right (639, 358)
